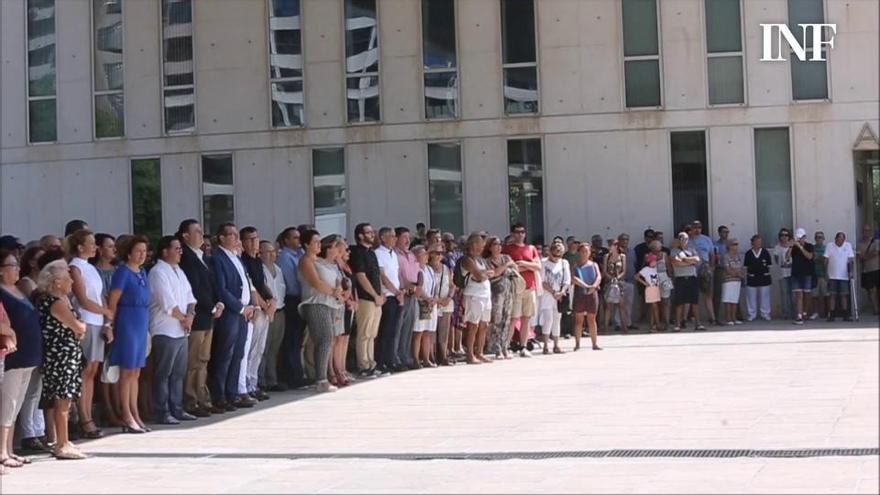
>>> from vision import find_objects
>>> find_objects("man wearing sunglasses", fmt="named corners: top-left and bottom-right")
top-left (503, 223), bottom-right (541, 357)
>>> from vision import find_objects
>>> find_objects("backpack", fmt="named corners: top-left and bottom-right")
top-left (452, 256), bottom-right (470, 289)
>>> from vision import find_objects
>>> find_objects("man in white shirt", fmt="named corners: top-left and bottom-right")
top-left (259, 240), bottom-right (287, 391)
top-left (149, 236), bottom-right (198, 425)
top-left (824, 232), bottom-right (855, 321)
top-left (374, 227), bottom-right (403, 374)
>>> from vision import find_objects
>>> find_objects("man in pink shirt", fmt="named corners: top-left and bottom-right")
top-left (394, 227), bottom-right (421, 369)
top-left (503, 223), bottom-right (542, 357)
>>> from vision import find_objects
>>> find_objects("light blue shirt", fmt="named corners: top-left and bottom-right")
top-left (714, 238), bottom-right (728, 259)
top-left (692, 234), bottom-right (715, 266)
top-left (277, 247), bottom-right (303, 297)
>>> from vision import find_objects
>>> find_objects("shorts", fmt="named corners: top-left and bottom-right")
top-left (812, 277), bottom-right (828, 297)
top-left (573, 291), bottom-right (599, 314)
top-left (674, 276), bottom-right (699, 306)
top-left (645, 286), bottom-right (661, 304)
top-left (463, 296), bottom-right (492, 324)
top-left (0, 367), bottom-right (34, 427)
top-left (791, 275), bottom-right (813, 292)
top-left (511, 289), bottom-right (536, 319)
top-left (828, 279), bottom-right (850, 295)
top-left (861, 270), bottom-right (880, 290)
top-left (81, 324), bottom-right (106, 363)
top-left (721, 281), bottom-right (741, 304)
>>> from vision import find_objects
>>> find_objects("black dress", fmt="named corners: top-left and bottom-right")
top-left (39, 295), bottom-right (84, 402)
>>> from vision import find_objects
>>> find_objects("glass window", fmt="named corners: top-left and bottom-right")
top-left (161, 0), bottom-right (195, 133)
top-left (312, 149), bottom-right (347, 236)
top-left (670, 131), bottom-right (709, 233)
top-left (269, 0), bottom-right (304, 127)
top-left (27, 0), bottom-right (57, 143)
top-left (705, 0), bottom-right (744, 105)
top-left (507, 139), bottom-right (543, 242)
top-left (787, 0), bottom-right (828, 100)
top-left (345, 0), bottom-right (381, 123)
top-left (624, 60), bottom-right (661, 108)
top-left (202, 154), bottom-right (235, 234)
top-left (622, 0), bottom-right (661, 108)
top-left (422, 0), bottom-right (458, 120)
top-left (428, 143), bottom-right (463, 235)
top-left (754, 128), bottom-right (793, 245)
top-left (93, 0), bottom-right (124, 138)
top-left (501, 0), bottom-right (538, 115)
top-left (131, 159), bottom-right (163, 243)
top-left (622, 0), bottom-right (659, 57)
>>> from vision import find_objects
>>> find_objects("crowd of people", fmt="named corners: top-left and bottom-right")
top-left (0, 217), bottom-right (877, 470)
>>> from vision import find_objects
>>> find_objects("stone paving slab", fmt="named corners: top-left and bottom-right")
top-left (1, 320), bottom-right (877, 494)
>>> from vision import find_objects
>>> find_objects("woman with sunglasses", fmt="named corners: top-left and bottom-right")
top-left (773, 228), bottom-right (794, 319)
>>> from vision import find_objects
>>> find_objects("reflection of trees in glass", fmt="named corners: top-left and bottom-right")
top-left (131, 159), bottom-right (163, 245)
top-left (95, 95), bottom-right (124, 138)
top-left (28, 99), bottom-right (56, 142)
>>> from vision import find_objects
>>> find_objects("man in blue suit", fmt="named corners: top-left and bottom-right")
top-left (208, 222), bottom-right (257, 412)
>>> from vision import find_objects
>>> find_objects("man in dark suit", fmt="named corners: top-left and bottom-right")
top-left (177, 219), bottom-right (223, 417)
top-left (208, 223), bottom-right (257, 412)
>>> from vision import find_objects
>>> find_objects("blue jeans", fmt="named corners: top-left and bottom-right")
top-left (779, 277), bottom-right (793, 319)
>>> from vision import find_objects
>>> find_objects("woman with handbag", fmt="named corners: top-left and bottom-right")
top-left (652, 240), bottom-right (674, 330)
top-left (412, 246), bottom-right (439, 368)
top-left (538, 242), bottom-right (571, 355)
top-left (602, 240), bottom-right (629, 333)
top-left (572, 244), bottom-right (602, 351)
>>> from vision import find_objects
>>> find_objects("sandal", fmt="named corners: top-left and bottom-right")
top-left (10, 454), bottom-right (31, 465)
top-left (79, 420), bottom-right (104, 439)
top-left (0, 457), bottom-right (23, 468)
top-left (53, 445), bottom-right (87, 460)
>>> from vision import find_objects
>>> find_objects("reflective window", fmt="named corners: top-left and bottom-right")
top-left (161, 0), bottom-right (195, 133)
top-left (428, 143), bottom-right (463, 235)
top-left (93, 0), bottom-right (124, 138)
top-left (344, 0), bottom-right (380, 122)
top-left (705, 0), bottom-right (744, 105)
top-left (269, 0), bottom-right (304, 127)
top-left (26, 0), bottom-right (57, 143)
top-left (501, 0), bottom-right (538, 115)
top-left (422, 0), bottom-right (458, 119)
top-left (313, 149), bottom-right (347, 236)
top-left (202, 154), bottom-right (235, 234)
top-left (670, 131), bottom-right (709, 233)
top-left (508, 139), bottom-right (543, 242)
top-left (131, 158), bottom-right (163, 243)
top-left (754, 128), bottom-right (793, 245)
top-left (787, 0), bottom-right (828, 100)
top-left (622, 0), bottom-right (661, 108)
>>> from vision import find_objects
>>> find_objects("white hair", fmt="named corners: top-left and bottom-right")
top-left (36, 259), bottom-right (69, 293)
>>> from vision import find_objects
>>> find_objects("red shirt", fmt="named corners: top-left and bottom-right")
top-left (503, 243), bottom-right (539, 290)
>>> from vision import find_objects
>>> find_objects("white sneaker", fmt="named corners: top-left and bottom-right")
top-left (726, 321), bottom-right (735, 326)
top-left (809, 313), bottom-right (819, 320)
top-left (316, 381), bottom-right (338, 393)
top-left (519, 349), bottom-right (532, 358)
top-left (734, 320), bottom-right (744, 325)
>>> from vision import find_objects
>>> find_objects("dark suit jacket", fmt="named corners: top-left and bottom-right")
top-left (179, 245), bottom-right (218, 331)
top-left (212, 248), bottom-right (250, 321)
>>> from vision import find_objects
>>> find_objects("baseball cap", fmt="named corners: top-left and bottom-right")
top-left (795, 228), bottom-right (807, 240)
top-left (0, 235), bottom-right (24, 250)
top-left (645, 254), bottom-right (658, 265)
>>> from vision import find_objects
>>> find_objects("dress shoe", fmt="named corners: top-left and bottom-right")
top-left (209, 404), bottom-right (227, 414)
top-left (174, 412), bottom-right (197, 421)
top-left (267, 384), bottom-right (287, 392)
top-left (224, 402), bottom-right (237, 412)
top-left (186, 408), bottom-right (211, 418)
top-left (254, 390), bottom-right (270, 401)
top-left (233, 396), bottom-right (256, 408)
top-left (156, 415), bottom-right (180, 425)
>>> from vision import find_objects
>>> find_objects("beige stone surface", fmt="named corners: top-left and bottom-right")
top-left (2, 321), bottom-right (877, 494)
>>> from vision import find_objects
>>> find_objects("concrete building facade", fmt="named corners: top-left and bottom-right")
top-left (1, 0), bottom-right (878, 245)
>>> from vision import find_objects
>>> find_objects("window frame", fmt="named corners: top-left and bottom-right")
top-left (425, 140), bottom-right (465, 235)
top-left (90, 0), bottom-right (126, 140)
top-left (199, 152), bottom-right (236, 233)
top-left (506, 135), bottom-right (546, 243)
top-left (786, 0), bottom-right (832, 103)
top-left (499, 0), bottom-right (541, 117)
top-left (702, 0), bottom-right (748, 107)
top-left (752, 125), bottom-right (797, 242)
top-left (267, 0), bottom-right (306, 129)
top-left (159, 0), bottom-right (198, 135)
top-left (342, 0), bottom-right (383, 125)
top-left (668, 128), bottom-right (714, 232)
top-left (420, 0), bottom-right (460, 121)
top-left (618, 0), bottom-right (665, 110)
top-left (310, 147), bottom-right (350, 236)
top-left (24, 0), bottom-right (59, 145)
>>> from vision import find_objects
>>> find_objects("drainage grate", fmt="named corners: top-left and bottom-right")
top-left (91, 447), bottom-right (879, 461)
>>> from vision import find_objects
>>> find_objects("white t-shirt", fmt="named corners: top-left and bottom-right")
top-left (539, 258), bottom-right (571, 310)
top-left (69, 257), bottom-right (105, 326)
top-left (773, 244), bottom-right (792, 279)
top-left (638, 266), bottom-right (659, 287)
top-left (825, 241), bottom-right (855, 281)
top-left (374, 246), bottom-right (400, 297)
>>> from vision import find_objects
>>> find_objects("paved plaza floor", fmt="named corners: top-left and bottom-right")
top-left (2, 319), bottom-right (878, 494)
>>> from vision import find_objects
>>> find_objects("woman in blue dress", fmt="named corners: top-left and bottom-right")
top-left (107, 236), bottom-right (150, 434)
